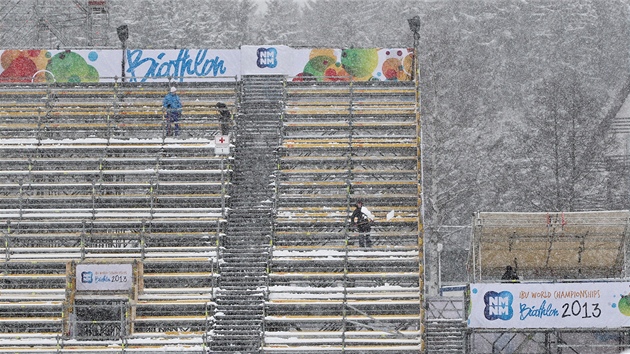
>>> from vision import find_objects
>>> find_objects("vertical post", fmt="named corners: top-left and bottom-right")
top-left (80, 220), bottom-right (86, 261)
top-left (3, 228), bottom-right (9, 262)
top-left (627, 138), bottom-right (630, 209)
top-left (407, 14), bottom-right (425, 353)
top-left (220, 158), bottom-right (226, 218)
top-left (624, 216), bottom-right (630, 278)
top-left (116, 25), bottom-right (128, 82)
top-left (121, 41), bottom-right (126, 82)
top-left (140, 219), bottom-right (146, 260)
top-left (408, 16), bottom-right (421, 82)
top-left (437, 242), bottom-right (443, 295)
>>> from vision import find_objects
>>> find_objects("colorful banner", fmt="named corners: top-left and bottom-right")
top-left (468, 282), bottom-right (630, 329)
top-left (0, 47), bottom-right (414, 83)
top-left (76, 263), bottom-right (133, 291)
top-left (241, 45), bottom-right (413, 81)
top-left (0, 49), bottom-right (119, 83)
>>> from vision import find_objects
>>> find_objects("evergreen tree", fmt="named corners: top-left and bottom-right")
top-left (258, 0), bottom-right (302, 45)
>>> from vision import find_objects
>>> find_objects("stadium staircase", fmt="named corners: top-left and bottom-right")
top-left (425, 297), bottom-right (466, 353)
top-left (210, 75), bottom-right (284, 353)
top-left (426, 319), bottom-right (466, 353)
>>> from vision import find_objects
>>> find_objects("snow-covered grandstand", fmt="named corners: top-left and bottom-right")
top-left (0, 75), bottom-right (426, 353)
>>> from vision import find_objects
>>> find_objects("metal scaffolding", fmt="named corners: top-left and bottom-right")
top-left (0, 0), bottom-right (110, 48)
top-left (469, 211), bottom-right (630, 282)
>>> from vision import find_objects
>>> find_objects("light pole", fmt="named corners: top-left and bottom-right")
top-left (116, 25), bottom-right (129, 82)
top-left (408, 13), bottom-right (426, 354)
top-left (407, 15), bottom-right (420, 81)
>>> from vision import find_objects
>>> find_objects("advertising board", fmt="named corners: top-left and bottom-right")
top-left (468, 282), bottom-right (630, 329)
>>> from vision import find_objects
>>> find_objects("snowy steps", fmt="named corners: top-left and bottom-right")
top-left (425, 319), bottom-right (465, 353)
top-left (209, 75), bottom-right (282, 350)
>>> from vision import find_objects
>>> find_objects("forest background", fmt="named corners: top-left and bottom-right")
top-left (2, 0), bottom-right (629, 287)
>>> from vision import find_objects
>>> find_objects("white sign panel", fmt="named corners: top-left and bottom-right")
top-left (76, 263), bottom-right (133, 291)
top-left (468, 282), bottom-right (630, 329)
top-left (214, 135), bottom-right (230, 155)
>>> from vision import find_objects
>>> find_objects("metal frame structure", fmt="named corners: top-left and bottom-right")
top-left (465, 211), bottom-right (630, 354)
top-left (469, 211), bottom-right (630, 281)
top-left (0, 76), bottom-right (425, 353)
top-left (0, 0), bottom-right (110, 48)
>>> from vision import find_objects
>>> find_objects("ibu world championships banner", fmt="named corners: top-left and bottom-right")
top-left (468, 282), bottom-right (630, 329)
top-left (76, 263), bottom-right (133, 291)
top-left (0, 46), bottom-right (413, 83)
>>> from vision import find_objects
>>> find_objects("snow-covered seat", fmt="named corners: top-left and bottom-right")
top-left (133, 298), bottom-right (213, 333)
top-left (0, 300), bottom-right (64, 329)
top-left (272, 231), bottom-right (419, 248)
top-left (270, 248), bottom-right (419, 274)
top-left (263, 330), bottom-right (421, 353)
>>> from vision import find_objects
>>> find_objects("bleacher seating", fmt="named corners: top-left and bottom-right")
top-left (0, 77), bottom-right (423, 352)
top-left (265, 80), bottom-right (422, 352)
top-left (0, 80), bottom-right (236, 352)
top-left (0, 82), bottom-right (236, 140)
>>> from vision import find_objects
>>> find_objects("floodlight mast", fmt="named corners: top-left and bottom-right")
top-left (117, 24), bottom-right (128, 82)
top-left (407, 13), bottom-right (426, 354)
top-left (407, 15), bottom-right (420, 81)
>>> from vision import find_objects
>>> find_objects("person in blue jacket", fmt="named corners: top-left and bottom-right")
top-left (162, 86), bottom-right (182, 136)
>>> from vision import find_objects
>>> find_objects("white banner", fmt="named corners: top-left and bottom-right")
top-left (76, 263), bottom-right (133, 291)
top-left (124, 49), bottom-right (241, 82)
top-left (0, 47), bottom-right (414, 83)
top-left (468, 282), bottom-right (630, 329)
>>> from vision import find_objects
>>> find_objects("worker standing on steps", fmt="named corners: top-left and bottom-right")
top-left (350, 199), bottom-right (375, 247)
top-left (216, 102), bottom-right (233, 136)
top-left (162, 86), bottom-right (182, 137)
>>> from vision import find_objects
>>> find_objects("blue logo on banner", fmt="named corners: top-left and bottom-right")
top-left (81, 271), bottom-right (93, 284)
top-left (484, 291), bottom-right (514, 320)
top-left (257, 47), bottom-right (278, 68)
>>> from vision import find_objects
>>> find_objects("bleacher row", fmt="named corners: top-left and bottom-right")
top-left (0, 79), bottom-right (423, 353)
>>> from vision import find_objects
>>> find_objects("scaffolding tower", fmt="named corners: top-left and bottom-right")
top-left (469, 210), bottom-right (630, 282)
top-left (0, 0), bottom-right (110, 48)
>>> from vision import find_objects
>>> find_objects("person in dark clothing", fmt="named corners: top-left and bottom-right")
top-left (162, 87), bottom-right (182, 137)
top-left (350, 200), bottom-right (375, 247)
top-left (501, 265), bottom-right (519, 282)
top-left (216, 102), bottom-right (233, 136)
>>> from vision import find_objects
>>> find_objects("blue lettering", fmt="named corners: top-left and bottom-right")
top-left (126, 49), bottom-right (228, 82)
top-left (190, 49), bottom-right (205, 76)
top-left (157, 61), bottom-right (171, 77)
top-left (519, 300), bottom-right (559, 320)
top-left (95, 275), bottom-right (112, 283)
